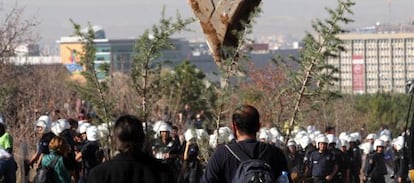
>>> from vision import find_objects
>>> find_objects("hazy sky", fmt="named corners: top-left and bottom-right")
top-left (3, 0), bottom-right (414, 46)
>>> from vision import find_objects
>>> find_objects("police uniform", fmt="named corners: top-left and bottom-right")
top-left (347, 145), bottom-right (362, 183)
top-left (393, 148), bottom-right (409, 183)
top-left (308, 150), bottom-right (336, 183)
top-left (329, 147), bottom-right (347, 183)
top-left (152, 137), bottom-right (181, 175)
top-left (364, 152), bottom-right (387, 183)
top-left (287, 149), bottom-right (305, 181)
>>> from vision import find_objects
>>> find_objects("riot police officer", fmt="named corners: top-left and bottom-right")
top-left (326, 134), bottom-right (349, 183)
top-left (305, 135), bottom-right (338, 183)
top-left (364, 139), bottom-right (387, 183)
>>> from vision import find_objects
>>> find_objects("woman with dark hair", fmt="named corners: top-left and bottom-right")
top-left (87, 115), bottom-right (175, 183)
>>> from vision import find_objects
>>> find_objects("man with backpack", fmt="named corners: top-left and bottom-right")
top-left (200, 104), bottom-right (290, 183)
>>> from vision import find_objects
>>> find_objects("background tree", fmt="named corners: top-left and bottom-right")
top-left (283, 0), bottom-right (355, 138)
top-left (237, 61), bottom-right (294, 128)
top-left (70, 21), bottom-right (113, 124)
top-left (130, 9), bottom-right (194, 124)
top-left (161, 60), bottom-right (214, 124)
top-left (0, 5), bottom-right (38, 59)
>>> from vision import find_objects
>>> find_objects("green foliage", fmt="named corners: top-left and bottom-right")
top-left (130, 8), bottom-right (194, 122)
top-left (162, 60), bottom-right (209, 113)
top-left (353, 93), bottom-right (410, 134)
top-left (284, 0), bottom-right (355, 137)
top-left (70, 20), bottom-right (113, 123)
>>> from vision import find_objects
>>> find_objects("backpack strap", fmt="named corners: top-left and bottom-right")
top-left (47, 156), bottom-right (60, 169)
top-left (225, 144), bottom-right (250, 162)
top-left (225, 143), bottom-right (270, 162)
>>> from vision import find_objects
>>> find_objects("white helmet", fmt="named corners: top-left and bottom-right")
top-left (270, 128), bottom-right (281, 144)
top-left (306, 125), bottom-right (316, 134)
top-left (196, 129), bottom-right (209, 140)
top-left (300, 136), bottom-right (312, 149)
top-left (51, 119), bottom-right (71, 136)
top-left (339, 132), bottom-right (349, 141)
top-left (258, 128), bottom-right (272, 143)
top-left (98, 122), bottom-right (112, 139)
top-left (373, 139), bottom-right (385, 150)
top-left (184, 128), bottom-right (209, 141)
top-left (326, 134), bottom-right (338, 145)
top-left (158, 124), bottom-right (171, 132)
top-left (294, 131), bottom-right (308, 143)
top-left (153, 121), bottom-right (171, 134)
top-left (350, 132), bottom-right (361, 142)
top-left (287, 139), bottom-right (296, 147)
top-left (366, 133), bottom-right (376, 140)
top-left (315, 135), bottom-right (328, 149)
top-left (78, 122), bottom-right (91, 134)
top-left (269, 127), bottom-right (280, 138)
top-left (339, 139), bottom-right (349, 150)
top-left (393, 136), bottom-right (404, 151)
top-left (86, 125), bottom-right (99, 141)
top-left (184, 129), bottom-right (196, 141)
top-left (209, 127), bottom-right (234, 148)
top-left (36, 115), bottom-right (51, 133)
top-left (348, 135), bottom-right (358, 143)
top-left (359, 142), bottom-right (373, 154)
top-left (379, 134), bottom-right (391, 143)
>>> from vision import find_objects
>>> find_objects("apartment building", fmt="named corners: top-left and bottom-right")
top-left (328, 32), bottom-right (414, 94)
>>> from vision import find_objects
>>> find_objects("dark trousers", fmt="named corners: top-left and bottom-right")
top-left (350, 173), bottom-right (360, 183)
top-left (366, 176), bottom-right (385, 183)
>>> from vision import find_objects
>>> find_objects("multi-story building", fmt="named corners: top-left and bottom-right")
top-left (328, 30), bottom-right (414, 94)
top-left (57, 31), bottom-right (195, 77)
top-left (57, 27), bottom-right (300, 82)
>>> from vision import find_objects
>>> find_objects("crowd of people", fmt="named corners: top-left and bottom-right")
top-left (0, 104), bottom-right (412, 183)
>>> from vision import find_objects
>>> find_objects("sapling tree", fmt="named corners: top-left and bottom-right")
top-left (284, 0), bottom-right (355, 139)
top-left (70, 21), bottom-right (113, 125)
top-left (131, 9), bottom-right (194, 122)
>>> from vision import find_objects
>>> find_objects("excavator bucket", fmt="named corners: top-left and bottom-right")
top-left (188, 0), bottom-right (261, 64)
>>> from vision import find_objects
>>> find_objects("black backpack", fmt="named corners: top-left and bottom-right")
top-left (34, 156), bottom-right (59, 183)
top-left (225, 144), bottom-right (276, 183)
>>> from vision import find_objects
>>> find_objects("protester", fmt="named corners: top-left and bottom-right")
top-left (0, 122), bottom-right (13, 153)
top-left (52, 118), bottom-right (78, 179)
top-left (200, 104), bottom-right (289, 183)
top-left (41, 136), bottom-right (72, 183)
top-left (87, 114), bottom-right (175, 183)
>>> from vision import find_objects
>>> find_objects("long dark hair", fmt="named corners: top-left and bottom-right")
top-left (113, 115), bottom-right (145, 154)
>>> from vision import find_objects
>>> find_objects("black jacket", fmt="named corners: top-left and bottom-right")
top-left (87, 151), bottom-right (175, 183)
top-left (200, 139), bottom-right (289, 183)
